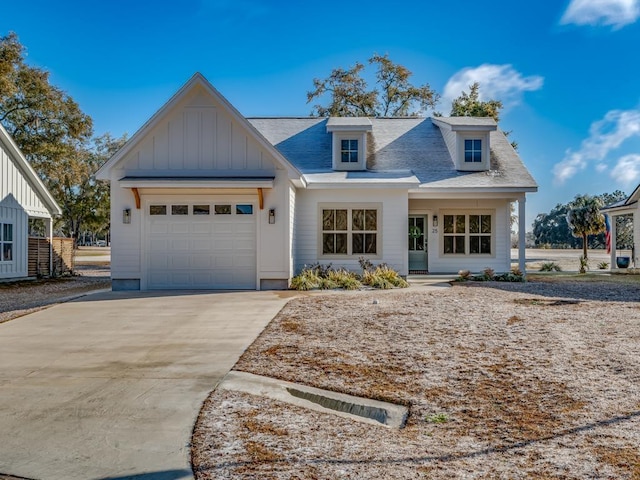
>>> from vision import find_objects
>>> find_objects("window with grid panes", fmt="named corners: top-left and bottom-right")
top-left (322, 208), bottom-right (378, 255)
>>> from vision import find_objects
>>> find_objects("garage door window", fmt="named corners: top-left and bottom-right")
top-left (215, 205), bottom-right (231, 215)
top-left (150, 205), bottom-right (167, 215)
top-left (236, 204), bottom-right (253, 215)
top-left (171, 205), bottom-right (188, 215)
top-left (193, 205), bottom-right (210, 215)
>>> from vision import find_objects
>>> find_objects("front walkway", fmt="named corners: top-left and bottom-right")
top-left (0, 290), bottom-right (292, 480)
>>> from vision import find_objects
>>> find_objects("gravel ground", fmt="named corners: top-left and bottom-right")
top-left (192, 279), bottom-right (640, 479)
top-left (0, 265), bottom-right (111, 323)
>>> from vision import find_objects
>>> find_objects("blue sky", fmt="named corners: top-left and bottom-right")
top-left (3, 0), bottom-right (640, 227)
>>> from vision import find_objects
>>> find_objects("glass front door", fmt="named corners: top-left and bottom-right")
top-left (408, 216), bottom-right (428, 272)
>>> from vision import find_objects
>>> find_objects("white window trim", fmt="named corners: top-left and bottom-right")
top-left (456, 132), bottom-right (490, 171)
top-left (318, 203), bottom-right (382, 259)
top-left (0, 221), bottom-right (14, 263)
top-left (440, 210), bottom-right (495, 258)
top-left (332, 132), bottom-right (367, 171)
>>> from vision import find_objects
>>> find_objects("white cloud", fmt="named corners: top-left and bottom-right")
top-left (442, 64), bottom-right (543, 109)
top-left (553, 109), bottom-right (640, 184)
top-left (560, 0), bottom-right (640, 29)
top-left (610, 154), bottom-right (640, 185)
top-left (596, 163), bottom-right (608, 172)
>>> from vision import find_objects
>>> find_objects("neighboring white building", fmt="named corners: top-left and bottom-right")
top-left (601, 187), bottom-right (640, 269)
top-left (96, 73), bottom-right (537, 291)
top-left (0, 122), bottom-right (61, 279)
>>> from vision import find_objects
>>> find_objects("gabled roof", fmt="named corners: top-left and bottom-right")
top-left (0, 122), bottom-right (61, 216)
top-left (601, 184), bottom-right (640, 213)
top-left (432, 116), bottom-right (498, 131)
top-left (326, 117), bottom-right (372, 132)
top-left (248, 117), bottom-right (537, 191)
top-left (95, 73), bottom-right (302, 181)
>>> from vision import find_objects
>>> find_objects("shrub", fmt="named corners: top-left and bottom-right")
top-left (458, 267), bottom-right (524, 283)
top-left (290, 267), bottom-right (321, 290)
top-left (598, 261), bottom-right (609, 270)
top-left (327, 269), bottom-right (362, 290)
top-left (362, 265), bottom-right (409, 289)
top-left (457, 269), bottom-right (471, 281)
top-left (579, 255), bottom-right (589, 274)
top-left (480, 267), bottom-right (495, 281)
top-left (539, 262), bottom-right (562, 272)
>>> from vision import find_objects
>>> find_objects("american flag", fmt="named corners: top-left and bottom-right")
top-left (604, 214), bottom-right (611, 254)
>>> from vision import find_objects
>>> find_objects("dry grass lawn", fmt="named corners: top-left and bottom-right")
top-left (192, 278), bottom-right (640, 479)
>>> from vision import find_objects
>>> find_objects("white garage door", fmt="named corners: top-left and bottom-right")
top-left (145, 201), bottom-right (256, 289)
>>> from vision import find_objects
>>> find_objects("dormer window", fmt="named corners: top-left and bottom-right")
top-left (464, 139), bottom-right (482, 163)
top-left (341, 139), bottom-right (359, 163)
top-left (431, 117), bottom-right (497, 172)
top-left (327, 117), bottom-right (372, 171)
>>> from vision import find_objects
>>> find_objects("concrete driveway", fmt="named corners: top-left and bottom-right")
top-left (0, 290), bottom-right (294, 480)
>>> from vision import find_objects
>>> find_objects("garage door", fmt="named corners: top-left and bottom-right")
top-left (145, 202), bottom-right (256, 289)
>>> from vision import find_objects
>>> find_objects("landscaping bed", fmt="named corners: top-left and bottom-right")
top-left (192, 279), bottom-right (640, 479)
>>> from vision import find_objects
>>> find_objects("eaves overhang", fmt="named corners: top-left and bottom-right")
top-left (118, 176), bottom-right (275, 189)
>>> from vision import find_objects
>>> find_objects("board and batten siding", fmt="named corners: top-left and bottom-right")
top-left (410, 198), bottom-right (511, 273)
top-left (0, 144), bottom-right (51, 218)
top-left (109, 184), bottom-right (142, 284)
top-left (257, 169), bottom-right (292, 284)
top-left (294, 189), bottom-right (409, 275)
top-left (289, 184), bottom-right (296, 280)
top-left (0, 199), bottom-right (28, 278)
top-left (108, 83), bottom-right (291, 289)
top-left (118, 86), bottom-right (275, 176)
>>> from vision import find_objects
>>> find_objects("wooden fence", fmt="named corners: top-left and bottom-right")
top-left (28, 237), bottom-right (74, 277)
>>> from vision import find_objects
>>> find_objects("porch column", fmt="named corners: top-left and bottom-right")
top-left (634, 211), bottom-right (638, 268)
top-left (518, 197), bottom-right (526, 276)
top-left (45, 217), bottom-right (53, 276)
top-left (609, 214), bottom-right (617, 269)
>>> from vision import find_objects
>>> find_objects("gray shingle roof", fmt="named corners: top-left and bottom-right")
top-left (432, 116), bottom-right (497, 128)
top-left (247, 117), bottom-right (537, 191)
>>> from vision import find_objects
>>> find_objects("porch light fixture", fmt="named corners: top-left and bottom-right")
top-left (268, 208), bottom-right (276, 224)
top-left (432, 215), bottom-right (438, 227)
top-left (123, 208), bottom-right (132, 224)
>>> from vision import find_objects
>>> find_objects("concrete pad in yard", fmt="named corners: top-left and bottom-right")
top-left (0, 290), bottom-right (292, 480)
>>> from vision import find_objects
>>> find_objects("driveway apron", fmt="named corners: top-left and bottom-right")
top-left (0, 290), bottom-right (292, 480)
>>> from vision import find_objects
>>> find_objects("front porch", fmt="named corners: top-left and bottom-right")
top-left (600, 186), bottom-right (640, 272)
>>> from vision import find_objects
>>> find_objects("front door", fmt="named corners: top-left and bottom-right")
top-left (408, 216), bottom-right (428, 272)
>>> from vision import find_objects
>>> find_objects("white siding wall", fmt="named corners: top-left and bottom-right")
top-left (108, 84), bottom-right (292, 288)
top-left (289, 184), bottom-right (297, 279)
top-left (118, 85), bottom-right (275, 176)
top-left (295, 189), bottom-right (408, 275)
top-left (410, 198), bottom-right (511, 273)
top-left (0, 142), bottom-right (51, 218)
top-left (109, 179), bottom-right (142, 282)
top-left (0, 199), bottom-right (28, 279)
top-left (439, 124), bottom-right (457, 163)
top-left (258, 169), bottom-right (291, 281)
top-left (634, 210), bottom-right (640, 267)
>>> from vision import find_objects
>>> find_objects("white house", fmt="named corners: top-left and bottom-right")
top-left (601, 186), bottom-right (640, 269)
top-left (0, 122), bottom-right (62, 279)
top-left (96, 73), bottom-right (537, 291)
